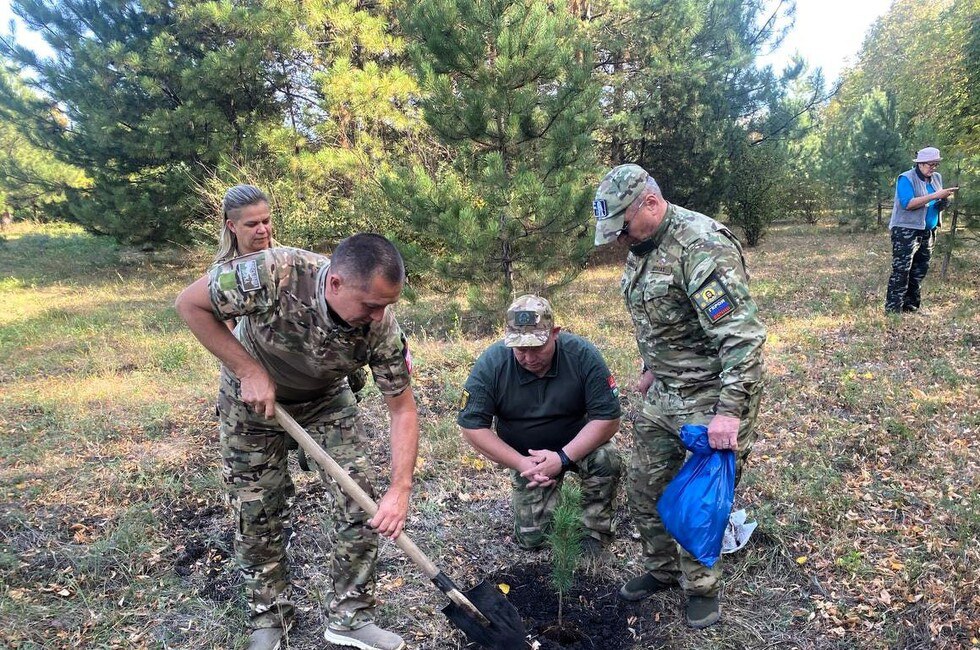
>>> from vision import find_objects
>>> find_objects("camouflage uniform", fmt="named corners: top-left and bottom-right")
top-left (595, 167), bottom-right (766, 598)
top-left (508, 442), bottom-right (621, 549)
top-left (208, 247), bottom-right (413, 631)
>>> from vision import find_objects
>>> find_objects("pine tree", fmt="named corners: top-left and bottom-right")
top-left (385, 0), bottom-right (599, 308)
top-left (0, 0), bottom-right (296, 243)
top-left (589, 0), bottom-right (800, 215)
top-left (0, 62), bottom-right (89, 222)
top-left (252, 0), bottom-right (431, 249)
top-left (546, 482), bottom-right (583, 628)
top-left (850, 90), bottom-right (907, 228)
top-left (726, 138), bottom-right (788, 246)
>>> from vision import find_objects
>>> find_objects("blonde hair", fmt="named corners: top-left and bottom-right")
top-left (213, 184), bottom-right (278, 264)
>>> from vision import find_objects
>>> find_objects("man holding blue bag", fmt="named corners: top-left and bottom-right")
top-left (593, 164), bottom-right (767, 628)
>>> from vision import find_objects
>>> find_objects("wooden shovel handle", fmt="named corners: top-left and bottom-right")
top-left (274, 404), bottom-right (442, 578)
top-left (275, 405), bottom-right (485, 619)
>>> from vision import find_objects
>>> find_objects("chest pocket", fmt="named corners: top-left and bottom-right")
top-left (642, 277), bottom-right (687, 325)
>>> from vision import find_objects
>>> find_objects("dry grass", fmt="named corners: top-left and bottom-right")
top-left (1, 221), bottom-right (978, 649)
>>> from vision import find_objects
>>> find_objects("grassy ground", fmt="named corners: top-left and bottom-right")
top-left (1, 220), bottom-right (978, 649)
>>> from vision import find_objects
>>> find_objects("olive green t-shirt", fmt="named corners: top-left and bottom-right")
top-left (457, 332), bottom-right (621, 454)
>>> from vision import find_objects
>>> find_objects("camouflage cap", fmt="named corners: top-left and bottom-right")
top-left (504, 294), bottom-right (554, 347)
top-left (593, 164), bottom-right (649, 246)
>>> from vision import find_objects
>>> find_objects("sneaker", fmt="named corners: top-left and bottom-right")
top-left (323, 623), bottom-right (406, 650)
top-left (686, 595), bottom-right (722, 628)
top-left (246, 627), bottom-right (287, 650)
top-left (618, 572), bottom-right (677, 601)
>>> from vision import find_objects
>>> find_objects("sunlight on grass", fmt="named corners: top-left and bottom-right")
top-left (2, 221), bottom-right (979, 648)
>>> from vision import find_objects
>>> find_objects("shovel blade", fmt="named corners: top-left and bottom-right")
top-left (441, 580), bottom-right (529, 649)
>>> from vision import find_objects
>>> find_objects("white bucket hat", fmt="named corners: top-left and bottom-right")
top-left (913, 147), bottom-right (941, 163)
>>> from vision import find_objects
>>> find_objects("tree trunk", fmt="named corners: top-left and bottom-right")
top-left (941, 208), bottom-right (958, 279)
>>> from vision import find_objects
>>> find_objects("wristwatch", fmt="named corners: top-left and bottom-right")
top-left (557, 449), bottom-right (573, 470)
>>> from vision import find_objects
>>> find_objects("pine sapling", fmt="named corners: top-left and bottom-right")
top-left (546, 482), bottom-right (583, 627)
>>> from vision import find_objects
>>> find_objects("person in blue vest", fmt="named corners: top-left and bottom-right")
top-left (885, 147), bottom-right (958, 314)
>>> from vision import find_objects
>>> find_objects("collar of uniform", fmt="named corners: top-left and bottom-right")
top-left (629, 203), bottom-right (675, 257)
top-left (514, 337), bottom-right (561, 384)
top-left (316, 262), bottom-right (366, 335)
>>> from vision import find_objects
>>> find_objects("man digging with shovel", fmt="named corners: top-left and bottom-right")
top-left (176, 233), bottom-right (418, 650)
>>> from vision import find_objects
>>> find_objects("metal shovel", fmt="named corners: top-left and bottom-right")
top-left (274, 404), bottom-right (529, 649)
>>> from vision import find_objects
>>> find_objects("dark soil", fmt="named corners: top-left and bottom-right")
top-left (485, 562), bottom-right (663, 650)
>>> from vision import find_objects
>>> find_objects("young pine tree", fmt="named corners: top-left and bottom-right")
top-left (385, 0), bottom-right (599, 309)
top-left (546, 482), bottom-right (583, 627)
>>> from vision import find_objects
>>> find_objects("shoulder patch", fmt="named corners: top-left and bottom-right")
top-left (401, 334), bottom-right (413, 375)
top-left (607, 375), bottom-right (619, 398)
top-left (692, 277), bottom-right (736, 324)
top-left (459, 389), bottom-right (470, 410)
top-left (235, 259), bottom-right (262, 293)
top-left (218, 271), bottom-right (238, 292)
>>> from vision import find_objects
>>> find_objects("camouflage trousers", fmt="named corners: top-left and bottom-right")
top-left (508, 441), bottom-right (622, 549)
top-left (628, 390), bottom-right (762, 597)
top-left (217, 372), bottom-right (378, 631)
top-left (886, 226), bottom-right (935, 313)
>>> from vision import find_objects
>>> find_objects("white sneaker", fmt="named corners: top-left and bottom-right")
top-left (323, 623), bottom-right (406, 650)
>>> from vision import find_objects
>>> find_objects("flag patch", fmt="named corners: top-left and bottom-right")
top-left (607, 375), bottom-right (619, 398)
top-left (401, 335), bottom-right (413, 374)
top-left (693, 276), bottom-right (736, 323)
top-left (706, 296), bottom-right (734, 322)
top-left (593, 199), bottom-right (608, 218)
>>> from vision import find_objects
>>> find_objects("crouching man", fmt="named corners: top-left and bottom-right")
top-left (458, 295), bottom-right (622, 556)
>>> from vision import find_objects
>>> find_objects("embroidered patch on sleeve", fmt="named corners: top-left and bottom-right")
top-left (235, 259), bottom-right (262, 293)
top-left (401, 334), bottom-right (413, 375)
top-left (217, 271), bottom-right (237, 292)
top-left (706, 296), bottom-right (734, 322)
top-left (607, 375), bottom-right (619, 398)
top-left (692, 277), bottom-right (737, 324)
top-left (459, 389), bottom-right (470, 411)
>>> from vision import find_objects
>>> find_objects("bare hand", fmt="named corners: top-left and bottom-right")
top-left (239, 367), bottom-right (277, 419)
top-left (521, 449), bottom-right (561, 488)
top-left (938, 187), bottom-right (958, 199)
top-left (707, 414), bottom-right (740, 451)
top-left (369, 487), bottom-right (410, 538)
top-left (633, 369), bottom-right (655, 395)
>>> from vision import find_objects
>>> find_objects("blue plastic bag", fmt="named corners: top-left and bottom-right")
top-left (656, 424), bottom-right (736, 568)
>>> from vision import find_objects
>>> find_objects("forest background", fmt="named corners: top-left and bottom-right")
top-left (1, 1), bottom-right (979, 649)
top-left (1, 0), bottom-right (979, 302)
